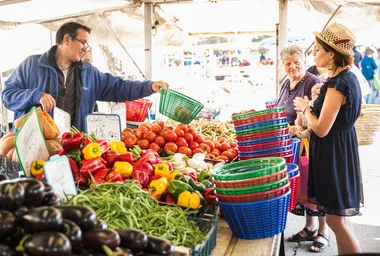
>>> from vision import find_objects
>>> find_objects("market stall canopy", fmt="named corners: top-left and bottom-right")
top-left (0, 0), bottom-right (379, 47)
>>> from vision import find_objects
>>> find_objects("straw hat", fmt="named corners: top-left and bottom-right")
top-left (313, 23), bottom-right (356, 56)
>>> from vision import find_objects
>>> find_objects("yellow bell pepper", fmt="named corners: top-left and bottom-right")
top-left (168, 170), bottom-right (182, 181)
top-left (30, 160), bottom-right (45, 177)
top-left (149, 177), bottom-right (168, 196)
top-left (154, 163), bottom-right (171, 179)
top-left (114, 161), bottom-right (133, 178)
top-left (109, 141), bottom-right (127, 154)
top-left (177, 191), bottom-right (201, 209)
top-left (82, 142), bottom-right (102, 160)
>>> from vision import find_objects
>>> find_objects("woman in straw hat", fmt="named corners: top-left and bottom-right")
top-left (294, 23), bottom-right (362, 254)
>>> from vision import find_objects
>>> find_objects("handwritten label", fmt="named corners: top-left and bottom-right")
top-left (54, 107), bottom-right (71, 136)
top-left (85, 114), bottom-right (121, 142)
top-left (44, 155), bottom-right (77, 200)
top-left (110, 103), bottom-right (126, 132)
top-left (15, 107), bottom-right (50, 176)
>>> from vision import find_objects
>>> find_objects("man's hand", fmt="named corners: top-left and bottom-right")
top-left (152, 80), bottom-right (169, 93)
top-left (39, 93), bottom-right (56, 112)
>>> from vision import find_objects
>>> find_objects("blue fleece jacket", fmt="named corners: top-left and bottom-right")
top-left (2, 49), bottom-right (154, 131)
top-left (361, 56), bottom-right (378, 80)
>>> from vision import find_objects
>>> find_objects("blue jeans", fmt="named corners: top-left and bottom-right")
top-left (364, 79), bottom-right (377, 104)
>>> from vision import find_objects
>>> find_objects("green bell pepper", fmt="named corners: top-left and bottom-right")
top-left (198, 170), bottom-right (211, 182)
top-left (201, 180), bottom-right (214, 189)
top-left (174, 173), bottom-right (189, 183)
top-left (188, 177), bottom-right (206, 193)
top-left (167, 180), bottom-right (193, 200)
top-left (67, 149), bottom-right (82, 163)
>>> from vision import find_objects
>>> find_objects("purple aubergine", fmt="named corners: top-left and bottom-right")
top-left (0, 210), bottom-right (16, 240)
top-left (0, 181), bottom-right (25, 210)
top-left (20, 206), bottom-right (62, 233)
top-left (17, 178), bottom-right (45, 207)
top-left (82, 229), bottom-right (120, 252)
top-left (54, 205), bottom-right (97, 231)
top-left (22, 231), bottom-right (72, 256)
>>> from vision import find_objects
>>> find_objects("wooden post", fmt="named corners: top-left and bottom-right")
top-left (277, 0), bottom-right (288, 96)
top-left (144, 3), bottom-right (152, 80)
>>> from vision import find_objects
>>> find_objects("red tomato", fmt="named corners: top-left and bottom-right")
top-left (216, 155), bottom-right (228, 162)
top-left (143, 131), bottom-right (157, 143)
top-left (211, 149), bottom-right (221, 157)
top-left (183, 133), bottom-right (193, 144)
top-left (230, 142), bottom-right (238, 148)
top-left (135, 127), bottom-right (147, 139)
top-left (206, 153), bottom-right (216, 160)
top-left (159, 128), bottom-right (169, 137)
top-left (149, 142), bottom-right (161, 152)
top-left (198, 143), bottom-right (211, 153)
top-left (175, 137), bottom-right (188, 148)
top-left (174, 128), bottom-right (184, 138)
top-left (204, 140), bottom-right (215, 152)
top-left (177, 124), bottom-right (189, 133)
top-left (219, 142), bottom-right (231, 152)
top-left (219, 138), bottom-right (227, 144)
top-left (123, 135), bottom-right (137, 148)
top-left (221, 149), bottom-right (237, 162)
top-left (139, 123), bottom-right (151, 131)
top-left (214, 141), bottom-right (221, 149)
top-left (137, 139), bottom-right (150, 149)
top-left (189, 141), bottom-right (199, 150)
top-left (151, 124), bottom-right (162, 135)
top-left (188, 128), bottom-right (197, 136)
top-left (164, 142), bottom-right (178, 153)
top-left (158, 121), bottom-right (165, 129)
top-left (164, 130), bottom-right (177, 142)
top-left (192, 148), bottom-right (205, 155)
top-left (122, 128), bottom-right (133, 134)
top-left (196, 136), bottom-right (206, 144)
top-left (154, 136), bottom-right (166, 147)
top-left (178, 146), bottom-right (192, 156)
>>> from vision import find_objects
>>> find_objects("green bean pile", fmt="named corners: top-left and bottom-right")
top-left (67, 181), bottom-right (206, 247)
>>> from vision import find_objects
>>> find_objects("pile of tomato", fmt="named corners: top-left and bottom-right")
top-left (122, 121), bottom-right (238, 163)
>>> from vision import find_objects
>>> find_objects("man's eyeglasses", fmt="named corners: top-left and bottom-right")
top-left (72, 37), bottom-right (91, 52)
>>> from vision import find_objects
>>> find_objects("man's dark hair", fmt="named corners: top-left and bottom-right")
top-left (316, 37), bottom-right (353, 68)
top-left (55, 22), bottom-right (91, 44)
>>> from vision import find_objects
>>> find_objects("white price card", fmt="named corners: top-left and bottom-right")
top-left (54, 107), bottom-right (71, 136)
top-left (44, 155), bottom-right (77, 200)
top-left (15, 107), bottom-right (50, 177)
top-left (110, 103), bottom-right (126, 132)
top-left (85, 114), bottom-right (121, 142)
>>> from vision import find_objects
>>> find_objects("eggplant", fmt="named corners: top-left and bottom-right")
top-left (144, 236), bottom-right (174, 256)
top-left (94, 219), bottom-right (108, 231)
top-left (3, 227), bottom-right (25, 247)
top-left (55, 205), bottom-right (97, 231)
top-left (0, 211), bottom-right (16, 240)
top-left (17, 178), bottom-right (45, 207)
top-left (82, 229), bottom-right (120, 252)
top-left (22, 231), bottom-right (72, 256)
top-left (60, 219), bottom-right (82, 247)
top-left (42, 193), bottom-right (62, 206)
top-left (12, 206), bottom-right (28, 220)
top-left (42, 181), bottom-right (54, 200)
top-left (0, 173), bottom-right (8, 182)
top-left (0, 181), bottom-right (25, 210)
top-left (20, 206), bottom-right (62, 233)
top-left (115, 228), bottom-right (148, 253)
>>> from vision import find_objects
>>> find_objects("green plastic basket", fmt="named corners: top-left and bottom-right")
top-left (215, 175), bottom-right (289, 195)
top-left (232, 106), bottom-right (285, 121)
top-left (159, 89), bottom-right (204, 124)
top-left (235, 123), bottom-right (288, 136)
top-left (212, 158), bottom-right (286, 181)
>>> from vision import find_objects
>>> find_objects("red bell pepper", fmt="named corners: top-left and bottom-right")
top-left (137, 150), bottom-right (160, 165)
top-left (77, 177), bottom-right (89, 187)
top-left (102, 150), bottom-right (119, 168)
top-left (93, 168), bottom-right (109, 183)
top-left (51, 149), bottom-right (64, 156)
top-left (165, 193), bottom-right (176, 204)
top-left (133, 161), bottom-right (154, 177)
top-left (68, 157), bottom-right (81, 182)
top-left (202, 188), bottom-right (216, 204)
top-left (115, 152), bottom-right (135, 164)
top-left (81, 136), bottom-right (92, 149)
top-left (149, 174), bottom-right (162, 185)
top-left (80, 157), bottom-right (107, 178)
top-left (105, 171), bottom-right (123, 182)
top-left (183, 172), bottom-right (198, 182)
top-left (132, 170), bottom-right (149, 188)
top-left (95, 139), bottom-right (110, 154)
top-left (35, 173), bottom-right (46, 182)
top-left (61, 132), bottom-right (84, 153)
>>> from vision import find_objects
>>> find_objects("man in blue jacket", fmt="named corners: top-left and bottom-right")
top-left (1, 22), bottom-right (168, 131)
top-left (361, 47), bottom-right (378, 104)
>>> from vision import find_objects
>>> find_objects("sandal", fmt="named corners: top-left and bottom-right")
top-left (288, 227), bottom-right (318, 242)
top-left (310, 233), bottom-right (330, 253)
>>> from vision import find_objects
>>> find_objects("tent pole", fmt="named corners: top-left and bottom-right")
top-left (99, 15), bottom-right (148, 80)
top-left (144, 3), bottom-right (153, 80)
top-left (277, 0), bottom-right (288, 96)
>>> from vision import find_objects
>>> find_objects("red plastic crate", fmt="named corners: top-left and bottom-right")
top-left (236, 127), bottom-right (289, 142)
top-left (238, 139), bottom-right (291, 152)
top-left (238, 150), bottom-right (294, 164)
top-left (125, 99), bottom-right (152, 122)
top-left (216, 183), bottom-right (290, 203)
top-left (288, 172), bottom-right (300, 212)
top-left (232, 111), bottom-right (286, 126)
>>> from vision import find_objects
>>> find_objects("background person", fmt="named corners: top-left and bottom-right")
top-left (1, 22), bottom-right (168, 131)
top-left (361, 47), bottom-right (378, 104)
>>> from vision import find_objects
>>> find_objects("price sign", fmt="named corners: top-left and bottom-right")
top-left (85, 114), bottom-right (121, 142)
top-left (54, 107), bottom-right (71, 136)
top-left (44, 155), bottom-right (77, 200)
top-left (110, 103), bottom-right (126, 132)
top-left (15, 107), bottom-right (50, 177)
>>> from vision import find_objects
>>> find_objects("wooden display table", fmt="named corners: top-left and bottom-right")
top-left (212, 218), bottom-right (283, 256)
